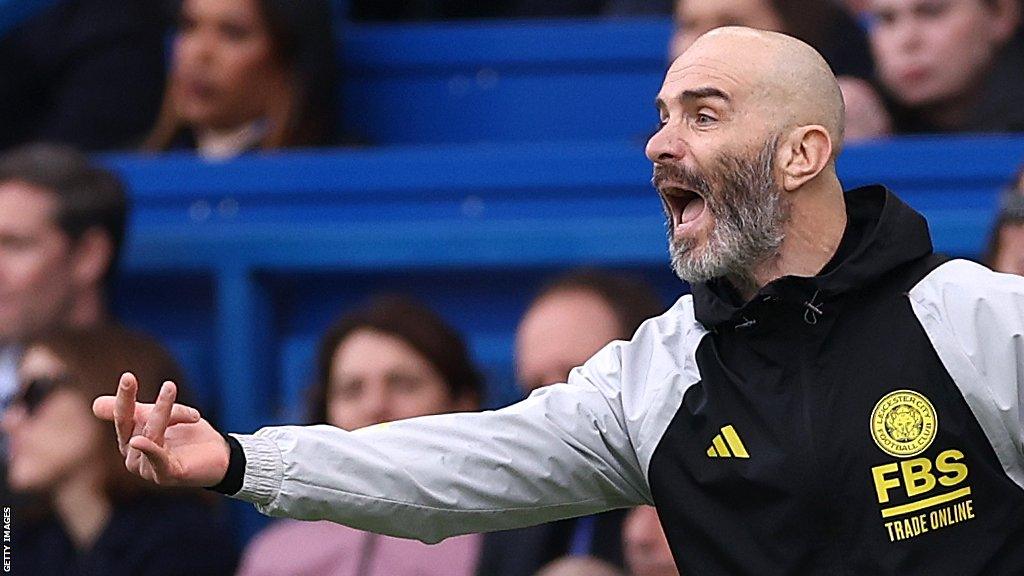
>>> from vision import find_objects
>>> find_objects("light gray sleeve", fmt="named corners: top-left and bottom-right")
top-left (908, 259), bottom-right (1024, 490)
top-left (226, 339), bottom-right (652, 544)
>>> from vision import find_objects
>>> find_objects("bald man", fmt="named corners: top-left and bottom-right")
top-left (96, 28), bottom-right (1024, 575)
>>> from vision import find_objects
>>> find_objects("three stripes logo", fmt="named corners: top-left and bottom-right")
top-left (706, 424), bottom-right (749, 458)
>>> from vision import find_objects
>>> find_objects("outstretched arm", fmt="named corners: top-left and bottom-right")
top-left (94, 343), bottom-right (652, 543)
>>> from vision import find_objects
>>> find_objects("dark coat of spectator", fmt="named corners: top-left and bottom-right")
top-left (476, 513), bottom-right (628, 576)
top-left (16, 494), bottom-right (237, 576)
top-left (0, 0), bottom-right (170, 151)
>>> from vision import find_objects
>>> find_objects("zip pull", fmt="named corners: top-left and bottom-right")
top-left (735, 316), bottom-right (758, 330)
top-left (802, 290), bottom-right (824, 325)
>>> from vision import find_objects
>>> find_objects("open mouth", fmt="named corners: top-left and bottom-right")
top-left (659, 185), bottom-right (707, 233)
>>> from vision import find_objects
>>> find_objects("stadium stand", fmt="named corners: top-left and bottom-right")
top-left (338, 18), bottom-right (673, 144)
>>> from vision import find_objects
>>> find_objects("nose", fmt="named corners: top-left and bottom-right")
top-left (891, 16), bottom-right (923, 54)
top-left (361, 385), bottom-right (390, 426)
top-left (645, 122), bottom-right (687, 165)
top-left (175, 29), bottom-right (214, 69)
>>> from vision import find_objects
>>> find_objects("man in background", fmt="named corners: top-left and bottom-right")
top-left (985, 164), bottom-right (1024, 274)
top-left (0, 143), bottom-right (129, 520)
top-left (477, 269), bottom-right (665, 576)
top-left (623, 507), bottom-right (678, 576)
top-left (0, 143), bottom-right (127, 406)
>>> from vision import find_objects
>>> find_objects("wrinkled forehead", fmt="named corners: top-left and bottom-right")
top-left (658, 44), bottom-right (772, 110)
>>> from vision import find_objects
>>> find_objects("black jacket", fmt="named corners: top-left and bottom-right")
top-left (648, 186), bottom-right (1024, 574)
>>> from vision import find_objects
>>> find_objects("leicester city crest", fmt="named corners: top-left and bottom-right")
top-left (870, 389), bottom-right (938, 458)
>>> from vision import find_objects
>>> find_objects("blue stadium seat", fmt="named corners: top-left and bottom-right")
top-left (338, 18), bottom-right (674, 143)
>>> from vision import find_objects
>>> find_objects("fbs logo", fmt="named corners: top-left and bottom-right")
top-left (706, 424), bottom-right (749, 458)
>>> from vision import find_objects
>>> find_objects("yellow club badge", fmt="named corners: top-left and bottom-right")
top-left (871, 389), bottom-right (938, 458)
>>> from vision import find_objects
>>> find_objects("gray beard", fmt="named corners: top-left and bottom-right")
top-left (666, 138), bottom-right (789, 286)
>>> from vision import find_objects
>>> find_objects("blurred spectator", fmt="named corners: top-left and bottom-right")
top-left (477, 270), bottom-right (664, 576)
top-left (0, 143), bottom-right (134, 546)
top-left (237, 295), bottom-right (482, 576)
top-left (0, 144), bottom-right (127, 407)
top-left (867, 0), bottom-right (1024, 133)
top-left (0, 0), bottom-right (170, 151)
top-left (2, 325), bottom-right (237, 575)
top-left (985, 165), bottom-right (1024, 273)
top-left (669, 0), bottom-right (891, 141)
top-left (623, 507), bottom-right (678, 576)
top-left (143, 0), bottom-right (340, 159)
top-left (535, 556), bottom-right (626, 576)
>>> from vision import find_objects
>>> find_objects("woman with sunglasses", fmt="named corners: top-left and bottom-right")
top-left (1, 325), bottom-right (238, 575)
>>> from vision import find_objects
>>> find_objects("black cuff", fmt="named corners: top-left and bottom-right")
top-left (206, 433), bottom-right (246, 496)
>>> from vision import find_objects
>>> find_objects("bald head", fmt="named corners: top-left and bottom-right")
top-left (678, 26), bottom-right (845, 156)
top-left (648, 25), bottom-right (850, 294)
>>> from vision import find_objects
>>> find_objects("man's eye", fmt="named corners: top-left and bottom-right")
top-left (0, 236), bottom-right (35, 251)
top-left (695, 112), bottom-right (717, 125)
top-left (872, 10), bottom-right (896, 26)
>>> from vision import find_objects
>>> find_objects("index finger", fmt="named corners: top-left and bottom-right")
top-left (115, 372), bottom-right (139, 455)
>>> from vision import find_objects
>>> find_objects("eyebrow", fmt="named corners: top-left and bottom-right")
top-left (656, 86), bottom-right (732, 109)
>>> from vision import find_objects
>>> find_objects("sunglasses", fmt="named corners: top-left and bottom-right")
top-left (11, 375), bottom-right (69, 416)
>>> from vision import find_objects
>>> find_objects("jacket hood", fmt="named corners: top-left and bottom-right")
top-left (692, 185), bottom-right (934, 329)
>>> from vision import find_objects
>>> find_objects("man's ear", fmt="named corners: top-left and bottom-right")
top-left (779, 125), bottom-right (833, 192)
top-left (71, 228), bottom-right (114, 288)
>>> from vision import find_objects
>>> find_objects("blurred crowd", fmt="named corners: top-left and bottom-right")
top-left (1, 0), bottom-right (1024, 574)
top-left (1, 0), bottom-right (1023, 158)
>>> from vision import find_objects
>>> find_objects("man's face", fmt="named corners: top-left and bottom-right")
top-left (0, 182), bottom-right (76, 343)
top-left (646, 41), bottom-right (790, 285)
top-left (515, 290), bottom-right (621, 393)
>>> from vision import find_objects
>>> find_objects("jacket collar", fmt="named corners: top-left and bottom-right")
top-left (692, 185), bottom-right (934, 329)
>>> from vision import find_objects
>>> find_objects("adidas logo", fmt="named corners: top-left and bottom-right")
top-left (706, 424), bottom-right (749, 458)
